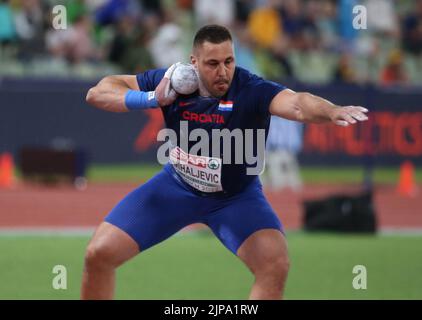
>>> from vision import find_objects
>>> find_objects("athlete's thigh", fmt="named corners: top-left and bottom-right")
top-left (105, 169), bottom-right (202, 252)
top-left (204, 180), bottom-right (284, 255)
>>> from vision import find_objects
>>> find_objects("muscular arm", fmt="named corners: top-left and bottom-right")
top-left (86, 65), bottom-right (178, 112)
top-left (269, 89), bottom-right (368, 126)
top-left (86, 75), bottom-right (139, 113)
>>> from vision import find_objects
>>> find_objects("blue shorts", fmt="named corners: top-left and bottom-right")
top-left (105, 165), bottom-right (283, 255)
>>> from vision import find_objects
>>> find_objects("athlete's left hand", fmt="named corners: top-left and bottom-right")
top-left (329, 106), bottom-right (369, 127)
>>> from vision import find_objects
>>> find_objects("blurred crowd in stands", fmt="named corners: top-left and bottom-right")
top-left (0, 0), bottom-right (421, 86)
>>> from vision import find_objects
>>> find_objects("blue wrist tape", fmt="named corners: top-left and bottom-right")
top-left (125, 90), bottom-right (159, 110)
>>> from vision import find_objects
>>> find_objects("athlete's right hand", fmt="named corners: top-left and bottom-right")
top-left (155, 62), bottom-right (181, 107)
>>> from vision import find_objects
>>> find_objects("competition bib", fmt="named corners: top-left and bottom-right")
top-left (169, 146), bottom-right (223, 193)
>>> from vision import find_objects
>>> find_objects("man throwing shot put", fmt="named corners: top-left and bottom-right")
top-left (83, 25), bottom-right (368, 300)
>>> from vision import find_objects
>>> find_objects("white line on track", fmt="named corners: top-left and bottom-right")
top-left (0, 227), bottom-right (421, 237)
top-left (378, 228), bottom-right (422, 236)
top-left (0, 227), bottom-right (95, 237)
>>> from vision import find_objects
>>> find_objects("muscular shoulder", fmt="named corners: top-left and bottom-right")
top-left (233, 67), bottom-right (287, 116)
top-left (233, 67), bottom-right (259, 88)
top-left (235, 67), bottom-right (285, 92)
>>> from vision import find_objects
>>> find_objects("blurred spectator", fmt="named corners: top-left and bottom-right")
top-left (247, 1), bottom-right (281, 49)
top-left (380, 49), bottom-right (408, 86)
top-left (232, 22), bottom-right (260, 75)
top-left (194, 0), bottom-right (234, 26)
top-left (124, 30), bottom-right (155, 73)
top-left (141, 0), bottom-right (164, 15)
top-left (46, 15), bottom-right (101, 64)
top-left (94, 0), bottom-right (141, 26)
top-left (142, 10), bottom-right (162, 35)
top-left (402, 0), bottom-right (422, 55)
top-left (149, 22), bottom-right (186, 67)
top-left (365, 0), bottom-right (398, 37)
top-left (302, 0), bottom-right (323, 49)
top-left (261, 116), bottom-right (303, 192)
top-left (109, 16), bottom-right (154, 72)
top-left (0, 0), bottom-right (16, 45)
top-left (278, 0), bottom-right (319, 51)
top-left (108, 16), bottom-right (137, 67)
top-left (84, 0), bottom-right (108, 11)
top-left (176, 0), bottom-right (193, 11)
top-left (270, 35), bottom-right (294, 79)
top-left (66, 0), bottom-right (88, 24)
top-left (314, 0), bottom-right (339, 51)
top-left (14, 0), bottom-right (46, 59)
top-left (356, 0), bottom-right (399, 60)
top-left (0, 0), bottom-right (421, 87)
top-left (333, 52), bottom-right (357, 84)
top-left (234, 0), bottom-right (254, 23)
top-left (69, 15), bottom-right (102, 63)
top-left (338, 0), bottom-right (358, 49)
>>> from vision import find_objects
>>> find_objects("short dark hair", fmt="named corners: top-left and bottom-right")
top-left (193, 25), bottom-right (232, 48)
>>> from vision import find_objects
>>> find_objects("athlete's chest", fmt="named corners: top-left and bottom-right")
top-left (164, 95), bottom-right (244, 131)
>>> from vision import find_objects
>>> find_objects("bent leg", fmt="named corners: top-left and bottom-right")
top-left (81, 222), bottom-right (139, 300)
top-left (205, 180), bottom-right (288, 299)
top-left (237, 229), bottom-right (289, 300)
top-left (81, 169), bottom-right (201, 300)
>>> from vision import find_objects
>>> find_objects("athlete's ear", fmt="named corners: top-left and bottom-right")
top-left (190, 54), bottom-right (196, 66)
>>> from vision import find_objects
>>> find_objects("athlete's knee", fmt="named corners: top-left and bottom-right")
top-left (276, 256), bottom-right (290, 278)
top-left (254, 254), bottom-right (290, 283)
top-left (84, 241), bottom-right (120, 271)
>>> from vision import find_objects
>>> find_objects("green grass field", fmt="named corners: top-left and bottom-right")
top-left (85, 164), bottom-right (422, 184)
top-left (0, 231), bottom-right (421, 300)
top-left (13, 163), bottom-right (422, 184)
top-left (5, 164), bottom-right (421, 299)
